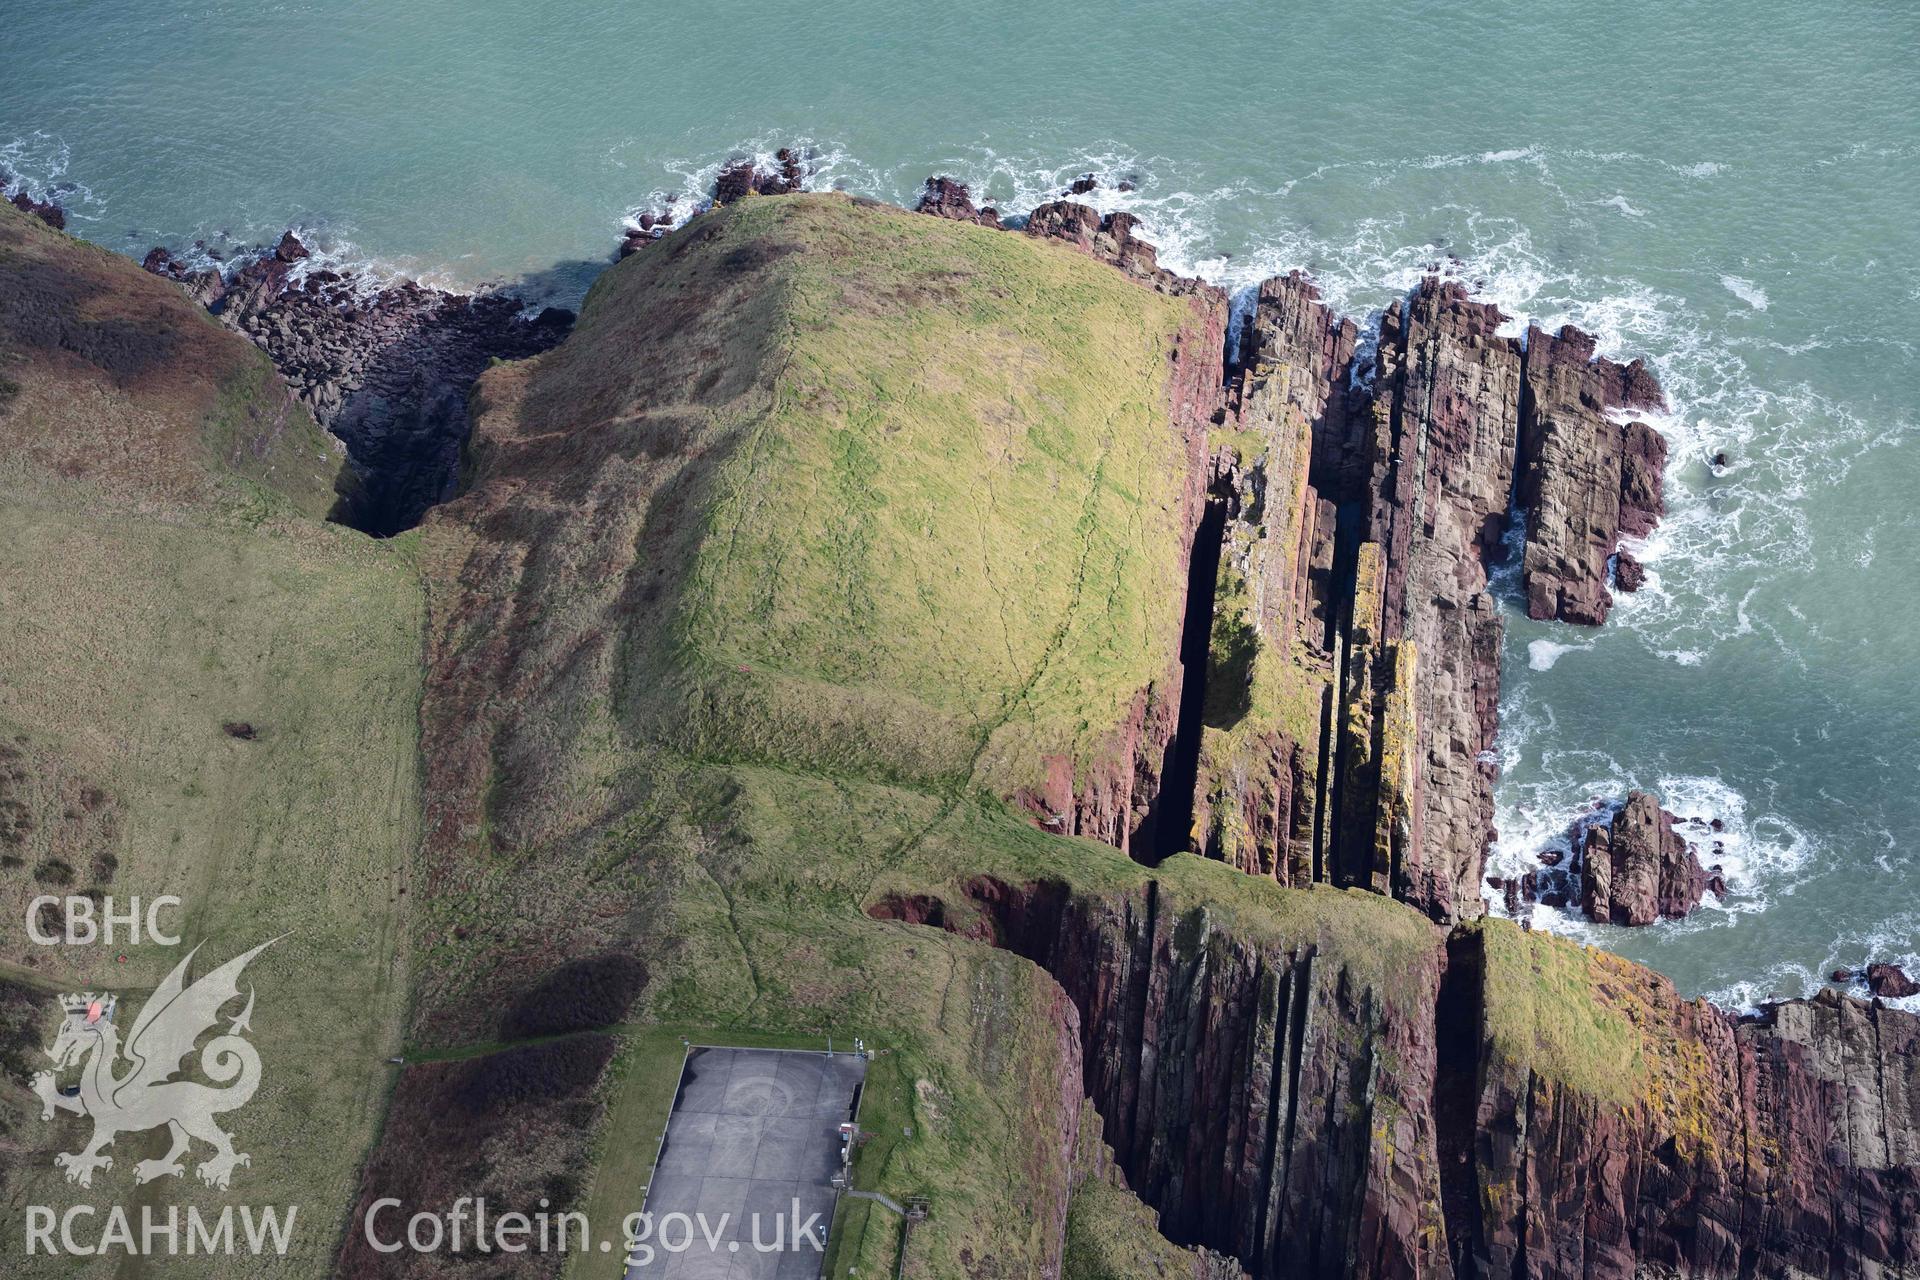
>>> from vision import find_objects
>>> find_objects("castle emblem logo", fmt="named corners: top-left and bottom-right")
top-left (31, 939), bottom-right (277, 1190)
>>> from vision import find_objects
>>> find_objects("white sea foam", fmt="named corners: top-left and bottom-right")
top-left (1486, 756), bottom-right (1818, 939)
top-left (902, 142), bottom-right (1257, 284)
top-left (0, 130), bottom-right (104, 221)
top-left (1526, 639), bottom-right (1586, 671)
top-left (2, 127), bottom-right (478, 302)
top-left (1720, 274), bottom-right (1770, 310)
top-left (176, 219), bottom-right (472, 302)
top-left (1708, 963), bottom-right (1822, 1014)
top-left (1658, 773), bottom-right (1813, 891)
top-left (1825, 913), bottom-right (1920, 1014)
top-left (617, 135), bottom-right (890, 246)
top-left (1709, 912), bottom-right (1920, 1012)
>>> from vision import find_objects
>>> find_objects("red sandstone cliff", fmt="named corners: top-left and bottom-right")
top-left (888, 199), bottom-right (1918, 1279)
top-left (882, 874), bottom-right (1920, 1280)
top-left (1162, 268), bottom-right (1665, 928)
top-left (1516, 323), bottom-right (1668, 624)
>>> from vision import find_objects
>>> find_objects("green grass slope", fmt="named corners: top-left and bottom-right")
top-left (398, 194), bottom-right (1214, 1278)
top-left (0, 201), bottom-right (341, 522)
top-left (391, 195), bottom-right (1445, 1280)
top-left (0, 190), bottom-right (1776, 1280)
top-left (0, 205), bottom-right (422, 1277)
top-left (424, 192), bottom-right (1198, 869)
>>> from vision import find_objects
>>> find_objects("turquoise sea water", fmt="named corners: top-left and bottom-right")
top-left (6, 0), bottom-right (1917, 1006)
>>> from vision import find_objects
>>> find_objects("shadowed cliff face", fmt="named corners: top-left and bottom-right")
top-left (880, 873), bottom-right (1920, 1280)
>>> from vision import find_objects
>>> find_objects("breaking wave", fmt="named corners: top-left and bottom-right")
top-left (1, 130), bottom-right (104, 222)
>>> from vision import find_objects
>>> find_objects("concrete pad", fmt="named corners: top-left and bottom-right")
top-left (656, 1110), bottom-right (718, 1176)
top-left (643, 1171), bottom-right (704, 1218)
top-left (737, 1181), bottom-right (803, 1237)
top-left (750, 1118), bottom-right (815, 1181)
top-left (664, 1249), bottom-right (732, 1280)
top-left (722, 1068), bottom-right (792, 1118)
top-left (625, 1048), bottom-right (866, 1280)
top-left (775, 1055), bottom-right (828, 1116)
top-left (674, 1049), bottom-right (737, 1114)
top-left (691, 1175), bottom-right (753, 1225)
top-left (707, 1113), bottom-right (766, 1178)
top-left (729, 1245), bottom-right (783, 1280)
top-left (774, 1243), bottom-right (831, 1280)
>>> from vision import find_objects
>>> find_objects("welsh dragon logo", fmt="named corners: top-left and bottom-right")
top-left (31, 939), bottom-right (276, 1190)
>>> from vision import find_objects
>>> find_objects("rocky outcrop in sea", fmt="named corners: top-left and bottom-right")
top-left (1, 168), bottom-right (68, 229)
top-left (6, 190), bottom-right (64, 230)
top-left (1023, 197), bottom-right (1211, 296)
top-left (913, 175), bottom-right (1002, 227)
top-left (1495, 792), bottom-right (1728, 925)
top-left (619, 146), bottom-right (815, 258)
top-left (1516, 323), bottom-right (1667, 624)
top-left (1577, 790), bottom-right (1726, 924)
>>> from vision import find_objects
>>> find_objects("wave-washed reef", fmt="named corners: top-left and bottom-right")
top-left (4, 156), bottom-right (1918, 1279)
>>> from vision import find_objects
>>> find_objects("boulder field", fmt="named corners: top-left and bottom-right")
top-left (142, 230), bottom-right (572, 535)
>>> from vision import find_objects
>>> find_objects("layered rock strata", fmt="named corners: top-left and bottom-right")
top-left (1515, 323), bottom-right (1668, 623)
top-left (904, 188), bottom-right (1920, 1277)
top-left (27, 174), bottom-right (1910, 1280)
top-left (1186, 272), bottom-right (1354, 889)
top-left (1172, 268), bottom-right (1653, 926)
top-left (372, 184), bottom-right (1884, 1279)
top-left (1578, 789), bottom-right (1724, 924)
top-left (900, 874), bottom-right (1920, 1280)
top-left (1453, 930), bottom-right (1920, 1280)
top-left (1022, 199), bottom-right (1210, 296)
top-left (927, 195), bottom-right (1680, 928)
top-left (144, 232), bottom-right (572, 533)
